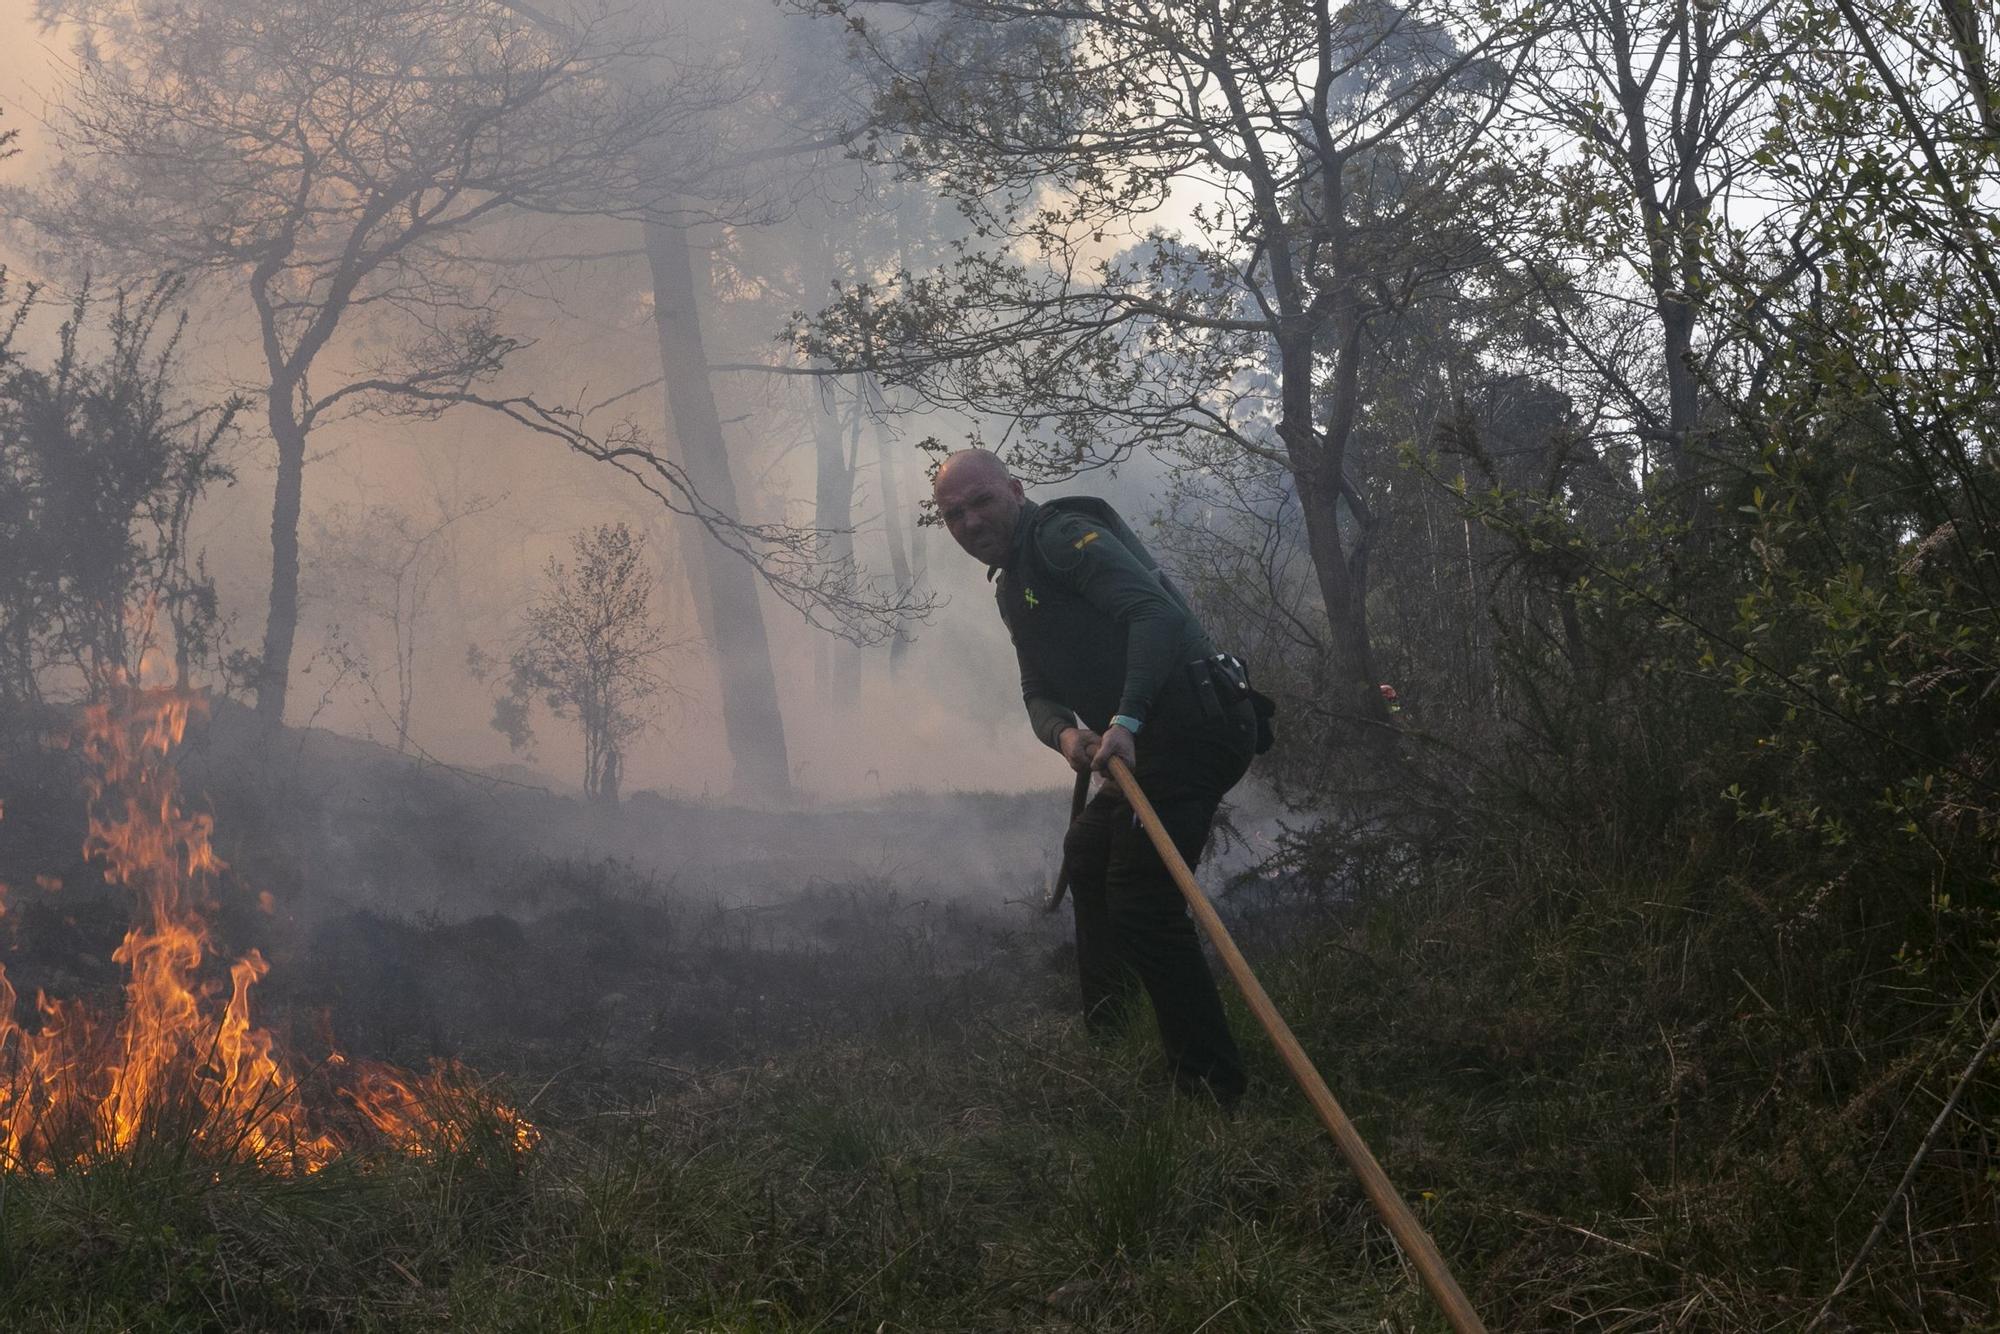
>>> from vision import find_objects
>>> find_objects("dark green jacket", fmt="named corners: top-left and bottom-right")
top-left (993, 497), bottom-right (1217, 750)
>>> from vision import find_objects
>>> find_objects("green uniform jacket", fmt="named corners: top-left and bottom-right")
top-left (993, 497), bottom-right (1218, 750)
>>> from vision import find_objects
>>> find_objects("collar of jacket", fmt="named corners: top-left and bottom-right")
top-left (986, 498), bottom-right (1041, 582)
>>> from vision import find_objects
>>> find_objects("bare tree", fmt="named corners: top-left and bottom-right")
top-left (625, 7), bottom-right (910, 794)
top-left (1518, 0), bottom-right (1793, 499)
top-left (803, 0), bottom-right (1537, 734)
top-left (303, 492), bottom-right (497, 754)
top-left (484, 522), bottom-right (679, 804)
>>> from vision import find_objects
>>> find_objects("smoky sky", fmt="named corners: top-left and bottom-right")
top-left (0, 0), bottom-right (1209, 803)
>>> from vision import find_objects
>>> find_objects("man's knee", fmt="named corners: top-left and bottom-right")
top-left (1102, 866), bottom-right (1199, 951)
top-left (1107, 798), bottom-right (1214, 882)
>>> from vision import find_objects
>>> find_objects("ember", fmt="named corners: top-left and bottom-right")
top-left (0, 680), bottom-right (536, 1173)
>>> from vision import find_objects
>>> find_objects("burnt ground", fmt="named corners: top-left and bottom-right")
top-left (0, 696), bottom-right (1285, 1114)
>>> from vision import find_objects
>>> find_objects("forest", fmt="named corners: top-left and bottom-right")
top-left (0, 0), bottom-right (1994, 1328)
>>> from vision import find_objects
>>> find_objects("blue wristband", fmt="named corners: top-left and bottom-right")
top-left (1109, 714), bottom-right (1144, 734)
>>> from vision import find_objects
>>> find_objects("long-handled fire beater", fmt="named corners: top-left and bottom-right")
top-left (1053, 757), bottom-right (1489, 1334)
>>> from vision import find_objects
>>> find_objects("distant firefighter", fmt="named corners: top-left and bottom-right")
top-left (932, 449), bottom-right (1271, 1107)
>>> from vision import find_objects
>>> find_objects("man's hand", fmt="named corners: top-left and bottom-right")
top-left (1057, 726), bottom-right (1101, 774)
top-left (1091, 722), bottom-right (1136, 776)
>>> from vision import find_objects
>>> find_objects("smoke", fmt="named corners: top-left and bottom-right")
top-left (0, 0), bottom-right (1267, 812)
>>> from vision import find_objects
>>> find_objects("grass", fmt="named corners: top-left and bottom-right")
top-left (0, 1024), bottom-right (1428, 1331)
top-left (1, 836), bottom-right (1992, 1331)
top-left (0, 891), bottom-right (1453, 1334)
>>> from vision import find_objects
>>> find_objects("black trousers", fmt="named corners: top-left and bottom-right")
top-left (1064, 698), bottom-right (1256, 1103)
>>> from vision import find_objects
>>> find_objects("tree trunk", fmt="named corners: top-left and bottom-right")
top-left (595, 746), bottom-right (621, 805)
top-left (254, 391), bottom-right (307, 730)
top-left (809, 386), bottom-right (857, 705)
top-left (643, 217), bottom-right (793, 799)
top-left (1659, 293), bottom-right (1700, 480)
top-left (583, 715), bottom-right (602, 800)
top-left (803, 226), bottom-right (860, 706)
top-left (1276, 326), bottom-right (1389, 736)
top-left (1293, 467), bottom-right (1379, 713)
top-left (871, 408), bottom-right (915, 674)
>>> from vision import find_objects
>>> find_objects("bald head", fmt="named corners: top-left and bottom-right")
top-left (934, 448), bottom-right (1027, 566)
top-left (935, 448), bottom-right (1011, 491)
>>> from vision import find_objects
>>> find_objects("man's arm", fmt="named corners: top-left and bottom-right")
top-left (1017, 643), bottom-right (1104, 771)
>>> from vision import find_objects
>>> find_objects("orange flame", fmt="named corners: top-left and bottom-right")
top-left (0, 680), bottom-right (535, 1173)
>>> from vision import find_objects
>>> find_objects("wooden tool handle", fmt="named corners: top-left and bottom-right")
top-left (1106, 757), bottom-right (1487, 1334)
top-left (1043, 769), bottom-right (1093, 914)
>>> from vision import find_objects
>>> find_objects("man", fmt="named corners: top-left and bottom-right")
top-left (932, 448), bottom-right (1260, 1105)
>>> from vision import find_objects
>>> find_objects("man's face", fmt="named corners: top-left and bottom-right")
top-left (934, 463), bottom-right (1026, 566)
